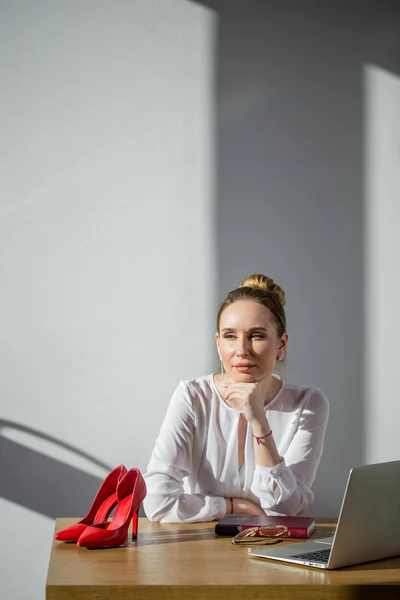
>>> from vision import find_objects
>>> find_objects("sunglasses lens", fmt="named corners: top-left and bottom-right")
top-left (257, 526), bottom-right (287, 537)
top-left (232, 525), bottom-right (288, 544)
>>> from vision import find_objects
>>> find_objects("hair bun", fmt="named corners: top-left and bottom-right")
top-left (240, 273), bottom-right (286, 307)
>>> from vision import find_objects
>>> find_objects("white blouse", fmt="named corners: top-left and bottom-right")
top-left (143, 374), bottom-right (329, 523)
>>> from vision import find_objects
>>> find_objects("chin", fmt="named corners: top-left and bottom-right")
top-left (229, 372), bottom-right (258, 383)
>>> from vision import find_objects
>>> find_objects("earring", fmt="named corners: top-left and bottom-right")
top-left (220, 357), bottom-right (225, 381)
top-left (277, 353), bottom-right (284, 362)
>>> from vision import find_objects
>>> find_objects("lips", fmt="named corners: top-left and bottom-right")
top-left (234, 363), bottom-right (255, 370)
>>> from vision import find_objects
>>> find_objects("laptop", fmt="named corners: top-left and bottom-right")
top-left (250, 460), bottom-right (400, 569)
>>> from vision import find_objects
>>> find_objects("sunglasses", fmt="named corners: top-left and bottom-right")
top-left (232, 525), bottom-right (289, 545)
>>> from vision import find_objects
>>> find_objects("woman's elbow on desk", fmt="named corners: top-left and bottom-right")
top-left (142, 495), bottom-right (173, 522)
top-left (261, 486), bottom-right (314, 516)
top-left (142, 494), bottom-right (199, 523)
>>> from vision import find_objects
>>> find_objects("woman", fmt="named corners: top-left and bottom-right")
top-left (143, 274), bottom-right (329, 522)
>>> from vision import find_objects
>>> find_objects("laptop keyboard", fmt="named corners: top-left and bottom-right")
top-left (289, 548), bottom-right (331, 563)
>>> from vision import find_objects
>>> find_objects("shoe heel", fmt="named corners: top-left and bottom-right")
top-left (131, 506), bottom-right (140, 540)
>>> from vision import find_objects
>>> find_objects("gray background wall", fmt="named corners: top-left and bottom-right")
top-left (199, 0), bottom-right (400, 516)
top-left (1, 1), bottom-right (400, 599)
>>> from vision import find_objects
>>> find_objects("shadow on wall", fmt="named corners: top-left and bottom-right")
top-left (0, 419), bottom-right (145, 518)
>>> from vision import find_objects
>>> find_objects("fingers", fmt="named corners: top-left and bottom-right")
top-left (222, 382), bottom-right (256, 391)
top-left (223, 385), bottom-right (257, 405)
top-left (224, 397), bottom-right (244, 411)
top-left (223, 389), bottom-right (245, 401)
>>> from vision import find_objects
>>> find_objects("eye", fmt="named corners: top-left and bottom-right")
top-left (250, 333), bottom-right (265, 340)
top-left (223, 333), bottom-right (236, 339)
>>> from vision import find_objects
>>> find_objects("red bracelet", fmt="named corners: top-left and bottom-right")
top-left (253, 430), bottom-right (273, 445)
top-left (230, 497), bottom-right (234, 514)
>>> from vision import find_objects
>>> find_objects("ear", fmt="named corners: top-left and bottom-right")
top-left (279, 332), bottom-right (289, 353)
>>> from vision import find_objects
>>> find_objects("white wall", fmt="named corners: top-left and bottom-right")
top-left (364, 65), bottom-right (400, 464)
top-left (0, 1), bottom-right (216, 598)
top-left (2, 2), bottom-right (399, 598)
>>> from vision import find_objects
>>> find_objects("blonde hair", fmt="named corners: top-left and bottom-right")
top-left (216, 273), bottom-right (287, 336)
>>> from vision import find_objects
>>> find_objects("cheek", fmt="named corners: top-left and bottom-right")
top-left (220, 346), bottom-right (233, 358)
top-left (219, 341), bottom-right (235, 358)
top-left (254, 341), bottom-right (276, 359)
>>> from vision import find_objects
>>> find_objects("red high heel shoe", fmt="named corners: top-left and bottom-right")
top-left (77, 468), bottom-right (147, 548)
top-left (54, 464), bottom-right (127, 542)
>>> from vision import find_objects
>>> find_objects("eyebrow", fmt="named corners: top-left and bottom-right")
top-left (221, 327), bottom-right (268, 332)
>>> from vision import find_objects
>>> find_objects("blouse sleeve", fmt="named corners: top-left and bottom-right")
top-left (250, 387), bottom-right (329, 515)
top-left (143, 381), bottom-right (227, 523)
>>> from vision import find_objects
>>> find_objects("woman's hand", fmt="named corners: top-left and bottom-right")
top-left (227, 497), bottom-right (265, 515)
top-left (221, 380), bottom-right (268, 426)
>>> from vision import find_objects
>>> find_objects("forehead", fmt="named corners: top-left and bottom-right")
top-left (220, 300), bottom-right (275, 329)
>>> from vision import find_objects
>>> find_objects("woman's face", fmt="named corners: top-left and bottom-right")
top-left (216, 300), bottom-right (288, 383)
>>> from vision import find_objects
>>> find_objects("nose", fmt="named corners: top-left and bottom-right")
top-left (235, 336), bottom-right (250, 357)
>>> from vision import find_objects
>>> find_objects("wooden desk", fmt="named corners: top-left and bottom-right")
top-left (47, 518), bottom-right (400, 600)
